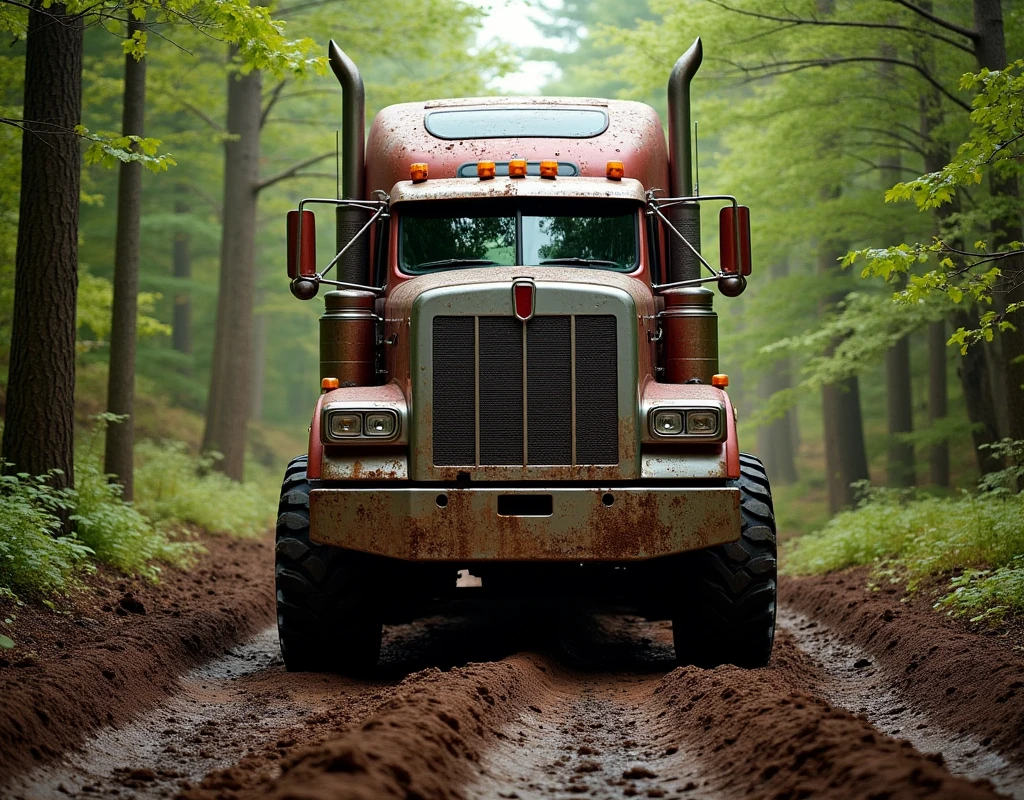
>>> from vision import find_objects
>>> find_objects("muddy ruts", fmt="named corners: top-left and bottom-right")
top-left (786, 570), bottom-right (1024, 764)
top-left (184, 633), bottom-right (1000, 800)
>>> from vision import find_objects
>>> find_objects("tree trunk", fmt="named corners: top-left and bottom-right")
top-left (103, 19), bottom-right (147, 501)
top-left (756, 261), bottom-right (798, 485)
top-left (250, 304), bottom-right (266, 422)
top-left (757, 367), bottom-right (798, 486)
top-left (878, 58), bottom-right (916, 487)
top-left (917, 35), bottom-right (1001, 478)
top-left (201, 51), bottom-right (261, 481)
top-left (818, 190), bottom-right (870, 512)
top-left (972, 0), bottom-right (1024, 444)
top-left (1, 1), bottom-right (83, 493)
top-left (954, 308), bottom-right (1003, 472)
top-left (926, 320), bottom-right (950, 487)
top-left (885, 335), bottom-right (915, 486)
top-left (171, 199), bottom-right (192, 356)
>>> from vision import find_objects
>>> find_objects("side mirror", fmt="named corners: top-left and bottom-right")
top-left (719, 205), bottom-right (751, 276)
top-left (287, 209), bottom-right (317, 279)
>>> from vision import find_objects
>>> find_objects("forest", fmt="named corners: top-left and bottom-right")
top-left (3, 2), bottom-right (1024, 798)
top-left (0, 1), bottom-right (1022, 637)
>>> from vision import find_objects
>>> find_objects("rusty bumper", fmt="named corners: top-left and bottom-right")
top-left (308, 485), bottom-right (741, 561)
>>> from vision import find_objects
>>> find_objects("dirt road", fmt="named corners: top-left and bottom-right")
top-left (4, 553), bottom-right (1024, 800)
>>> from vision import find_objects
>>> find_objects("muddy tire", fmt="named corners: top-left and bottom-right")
top-left (673, 454), bottom-right (777, 669)
top-left (275, 455), bottom-right (383, 674)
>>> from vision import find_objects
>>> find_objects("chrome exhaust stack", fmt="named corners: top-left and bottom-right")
top-left (666, 37), bottom-right (703, 283)
top-left (328, 40), bottom-right (369, 285)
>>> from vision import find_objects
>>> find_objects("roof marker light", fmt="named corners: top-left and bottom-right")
top-left (539, 160), bottom-right (558, 179)
top-left (711, 374), bottom-right (730, 388)
top-left (321, 377), bottom-right (340, 391)
top-left (508, 157), bottom-right (527, 178)
top-left (410, 163), bottom-right (428, 183)
top-left (477, 160), bottom-right (496, 179)
top-left (606, 160), bottom-right (624, 180)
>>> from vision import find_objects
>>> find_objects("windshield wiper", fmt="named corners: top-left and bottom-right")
top-left (539, 257), bottom-right (620, 267)
top-left (413, 258), bottom-right (500, 270)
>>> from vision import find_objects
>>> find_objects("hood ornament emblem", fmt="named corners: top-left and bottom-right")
top-left (512, 279), bottom-right (535, 322)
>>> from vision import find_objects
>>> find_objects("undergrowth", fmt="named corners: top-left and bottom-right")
top-left (133, 441), bottom-right (274, 537)
top-left (785, 440), bottom-right (1024, 623)
top-left (0, 471), bottom-right (93, 601)
top-left (1, 431), bottom-right (275, 603)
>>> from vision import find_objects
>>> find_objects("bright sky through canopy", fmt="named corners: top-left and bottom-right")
top-left (471, 0), bottom-right (564, 94)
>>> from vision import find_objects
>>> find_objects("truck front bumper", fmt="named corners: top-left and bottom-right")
top-left (308, 485), bottom-right (741, 561)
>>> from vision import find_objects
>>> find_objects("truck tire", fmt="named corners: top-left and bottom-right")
top-left (673, 453), bottom-right (777, 668)
top-left (275, 455), bottom-right (383, 674)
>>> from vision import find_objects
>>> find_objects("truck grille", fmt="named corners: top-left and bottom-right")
top-left (432, 315), bottom-right (618, 467)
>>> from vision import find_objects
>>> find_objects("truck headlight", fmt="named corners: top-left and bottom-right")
top-left (686, 411), bottom-right (718, 435)
top-left (653, 411), bottom-right (684, 435)
top-left (324, 409), bottom-right (400, 442)
top-left (649, 407), bottom-right (721, 439)
top-left (329, 413), bottom-right (362, 437)
top-left (365, 412), bottom-right (397, 437)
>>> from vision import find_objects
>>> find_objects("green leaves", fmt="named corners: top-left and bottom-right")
top-left (77, 126), bottom-right (176, 174)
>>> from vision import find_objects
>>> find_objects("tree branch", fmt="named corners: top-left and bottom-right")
top-left (705, 0), bottom-right (975, 54)
top-left (889, 0), bottom-right (979, 42)
top-left (724, 56), bottom-right (972, 112)
top-left (261, 79), bottom-right (289, 130)
top-left (850, 126), bottom-right (927, 156)
top-left (256, 151), bottom-right (334, 193)
top-left (174, 99), bottom-right (223, 132)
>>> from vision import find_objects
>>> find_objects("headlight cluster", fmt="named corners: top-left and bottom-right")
top-left (325, 409), bottom-right (399, 441)
top-left (650, 408), bottom-right (721, 438)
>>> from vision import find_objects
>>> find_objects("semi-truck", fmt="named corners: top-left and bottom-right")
top-left (277, 38), bottom-right (776, 673)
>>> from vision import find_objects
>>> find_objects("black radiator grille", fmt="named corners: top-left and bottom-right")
top-left (432, 315), bottom-right (618, 467)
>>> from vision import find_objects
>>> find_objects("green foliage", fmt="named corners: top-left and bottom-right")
top-left (761, 292), bottom-right (950, 393)
top-left (785, 474), bottom-right (1024, 622)
top-left (78, 126), bottom-right (176, 174)
top-left (888, 60), bottom-right (1024, 210)
top-left (77, 270), bottom-right (170, 351)
top-left (133, 441), bottom-right (273, 537)
top-left (938, 557), bottom-right (1024, 624)
top-left (846, 59), bottom-right (1024, 346)
top-left (0, 470), bottom-right (94, 601)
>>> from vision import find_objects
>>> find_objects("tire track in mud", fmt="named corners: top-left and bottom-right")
top-left (779, 606), bottom-right (1024, 799)
top-left (10, 599), bottom-right (1024, 800)
top-left (4, 628), bottom-right (386, 800)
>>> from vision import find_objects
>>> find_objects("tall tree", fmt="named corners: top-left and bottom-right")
top-left (971, 0), bottom-right (1024, 443)
top-left (1, 1), bottom-right (83, 490)
top-left (171, 197), bottom-right (193, 357)
top-left (103, 18), bottom-right (147, 500)
top-left (201, 51), bottom-right (262, 481)
top-left (880, 48), bottom-right (916, 487)
top-left (819, 198), bottom-right (871, 512)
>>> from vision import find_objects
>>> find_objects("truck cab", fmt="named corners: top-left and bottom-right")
top-left (276, 40), bottom-right (775, 674)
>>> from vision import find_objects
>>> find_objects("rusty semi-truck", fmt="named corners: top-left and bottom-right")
top-left (277, 38), bottom-right (776, 673)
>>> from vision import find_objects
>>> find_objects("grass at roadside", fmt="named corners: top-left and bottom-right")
top-left (784, 460), bottom-right (1024, 624)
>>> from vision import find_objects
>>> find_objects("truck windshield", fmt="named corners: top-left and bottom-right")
top-left (399, 198), bottom-right (639, 273)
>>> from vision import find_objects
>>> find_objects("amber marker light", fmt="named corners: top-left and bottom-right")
top-left (508, 157), bottom-right (527, 178)
top-left (477, 160), bottom-right (496, 179)
top-left (321, 377), bottom-right (340, 391)
top-left (410, 162), bottom-right (428, 183)
top-left (539, 159), bottom-right (558, 179)
top-left (711, 374), bottom-right (730, 388)
top-left (606, 160), bottom-right (624, 180)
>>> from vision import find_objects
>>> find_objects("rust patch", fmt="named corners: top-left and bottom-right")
top-left (309, 486), bottom-right (741, 561)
